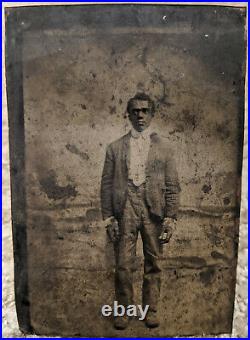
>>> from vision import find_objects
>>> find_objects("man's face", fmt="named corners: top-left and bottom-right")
top-left (128, 100), bottom-right (153, 132)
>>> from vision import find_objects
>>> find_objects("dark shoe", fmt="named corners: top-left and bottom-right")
top-left (145, 311), bottom-right (160, 328)
top-left (114, 315), bottom-right (129, 330)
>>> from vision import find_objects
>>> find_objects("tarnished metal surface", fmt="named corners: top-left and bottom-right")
top-left (5, 5), bottom-right (246, 337)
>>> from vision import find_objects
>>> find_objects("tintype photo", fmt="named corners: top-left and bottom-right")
top-left (5, 4), bottom-right (246, 337)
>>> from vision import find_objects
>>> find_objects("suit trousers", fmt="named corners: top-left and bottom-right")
top-left (115, 181), bottom-right (163, 312)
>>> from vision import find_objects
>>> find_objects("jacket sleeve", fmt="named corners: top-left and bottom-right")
top-left (100, 144), bottom-right (115, 220)
top-left (164, 151), bottom-right (180, 219)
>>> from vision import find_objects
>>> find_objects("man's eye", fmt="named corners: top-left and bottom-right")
top-left (142, 108), bottom-right (148, 113)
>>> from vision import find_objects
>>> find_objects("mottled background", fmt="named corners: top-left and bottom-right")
top-left (3, 4), bottom-right (248, 338)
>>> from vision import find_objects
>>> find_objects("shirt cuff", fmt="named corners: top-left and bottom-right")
top-left (163, 216), bottom-right (177, 223)
top-left (103, 216), bottom-right (115, 226)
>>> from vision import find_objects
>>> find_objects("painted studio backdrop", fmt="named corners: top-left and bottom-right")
top-left (6, 5), bottom-right (246, 337)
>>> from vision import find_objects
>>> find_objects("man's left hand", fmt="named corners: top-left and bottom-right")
top-left (159, 217), bottom-right (177, 244)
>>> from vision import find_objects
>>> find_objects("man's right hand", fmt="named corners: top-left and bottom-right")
top-left (105, 216), bottom-right (120, 243)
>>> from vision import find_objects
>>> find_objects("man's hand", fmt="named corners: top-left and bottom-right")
top-left (105, 216), bottom-right (120, 243)
top-left (159, 217), bottom-right (177, 244)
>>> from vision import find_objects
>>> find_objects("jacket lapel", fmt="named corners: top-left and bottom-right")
top-left (146, 132), bottom-right (158, 177)
top-left (123, 132), bottom-right (131, 171)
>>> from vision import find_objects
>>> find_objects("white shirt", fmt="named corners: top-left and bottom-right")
top-left (128, 127), bottom-right (152, 186)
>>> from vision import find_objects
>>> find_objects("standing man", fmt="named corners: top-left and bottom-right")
top-left (101, 93), bottom-right (180, 330)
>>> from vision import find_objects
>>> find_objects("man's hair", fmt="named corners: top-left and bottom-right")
top-left (127, 92), bottom-right (155, 115)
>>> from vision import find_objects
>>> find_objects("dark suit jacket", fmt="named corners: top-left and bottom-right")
top-left (101, 131), bottom-right (180, 220)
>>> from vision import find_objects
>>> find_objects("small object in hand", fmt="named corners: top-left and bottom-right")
top-left (106, 216), bottom-right (120, 243)
top-left (159, 224), bottom-right (173, 244)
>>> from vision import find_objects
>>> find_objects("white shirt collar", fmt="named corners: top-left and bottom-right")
top-left (131, 127), bottom-right (152, 140)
